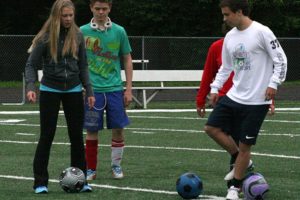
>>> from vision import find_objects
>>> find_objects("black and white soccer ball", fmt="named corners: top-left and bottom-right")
top-left (59, 167), bottom-right (85, 193)
top-left (176, 172), bottom-right (203, 199)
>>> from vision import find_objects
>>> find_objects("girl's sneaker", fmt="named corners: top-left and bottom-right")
top-left (34, 186), bottom-right (48, 194)
top-left (80, 184), bottom-right (92, 192)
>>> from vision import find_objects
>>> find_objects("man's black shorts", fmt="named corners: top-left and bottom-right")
top-left (206, 96), bottom-right (269, 145)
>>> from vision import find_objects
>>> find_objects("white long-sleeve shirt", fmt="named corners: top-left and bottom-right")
top-left (210, 21), bottom-right (287, 105)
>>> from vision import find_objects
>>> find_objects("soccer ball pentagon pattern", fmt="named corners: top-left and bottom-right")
top-left (176, 172), bottom-right (203, 199)
top-left (59, 167), bottom-right (85, 193)
top-left (242, 172), bottom-right (269, 200)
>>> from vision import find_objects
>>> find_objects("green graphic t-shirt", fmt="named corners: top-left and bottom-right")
top-left (80, 23), bottom-right (132, 92)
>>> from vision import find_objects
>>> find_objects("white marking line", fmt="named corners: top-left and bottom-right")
top-left (260, 133), bottom-right (300, 137)
top-left (0, 123), bottom-right (299, 137)
top-left (131, 131), bottom-right (155, 134)
top-left (0, 111), bottom-right (57, 115)
top-left (1, 107), bottom-right (300, 115)
top-left (0, 119), bottom-right (25, 123)
top-left (0, 123), bottom-right (65, 127)
top-left (128, 127), bottom-right (204, 133)
top-left (130, 115), bottom-right (203, 120)
top-left (275, 111), bottom-right (300, 114)
top-left (127, 107), bottom-right (300, 112)
top-left (264, 119), bottom-right (300, 123)
top-left (0, 111), bottom-right (300, 123)
top-left (0, 175), bottom-right (225, 200)
top-left (1, 140), bottom-right (299, 160)
top-left (130, 115), bottom-right (300, 123)
top-left (16, 133), bottom-right (35, 136)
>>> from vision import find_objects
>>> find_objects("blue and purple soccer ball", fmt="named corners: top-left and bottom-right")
top-left (242, 172), bottom-right (269, 200)
top-left (176, 172), bottom-right (203, 199)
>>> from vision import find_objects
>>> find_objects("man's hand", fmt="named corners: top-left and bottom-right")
top-left (265, 87), bottom-right (277, 101)
top-left (209, 93), bottom-right (219, 108)
top-left (197, 105), bottom-right (206, 118)
top-left (124, 90), bottom-right (132, 107)
top-left (268, 99), bottom-right (275, 115)
top-left (27, 91), bottom-right (36, 103)
top-left (87, 96), bottom-right (95, 109)
top-left (268, 104), bottom-right (275, 115)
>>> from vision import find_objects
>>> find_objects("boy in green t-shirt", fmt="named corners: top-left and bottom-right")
top-left (80, 0), bottom-right (133, 180)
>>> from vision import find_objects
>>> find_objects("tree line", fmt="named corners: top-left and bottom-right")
top-left (0, 0), bottom-right (299, 37)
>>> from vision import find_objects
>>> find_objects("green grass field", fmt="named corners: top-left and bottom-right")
top-left (0, 103), bottom-right (299, 200)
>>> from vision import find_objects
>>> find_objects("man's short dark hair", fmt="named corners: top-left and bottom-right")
top-left (90, 0), bottom-right (113, 4)
top-left (220, 0), bottom-right (250, 16)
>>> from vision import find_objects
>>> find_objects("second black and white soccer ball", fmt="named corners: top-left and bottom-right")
top-left (59, 167), bottom-right (85, 193)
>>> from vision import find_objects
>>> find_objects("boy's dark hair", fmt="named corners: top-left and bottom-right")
top-left (90, 0), bottom-right (113, 4)
top-left (219, 0), bottom-right (250, 16)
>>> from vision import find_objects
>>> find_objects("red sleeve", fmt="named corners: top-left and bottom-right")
top-left (196, 39), bottom-right (223, 107)
top-left (219, 72), bottom-right (234, 96)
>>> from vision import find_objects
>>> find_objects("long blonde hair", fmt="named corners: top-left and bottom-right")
top-left (28, 0), bottom-right (79, 62)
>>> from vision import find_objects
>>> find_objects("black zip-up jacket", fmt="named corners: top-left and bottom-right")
top-left (25, 28), bottom-right (94, 97)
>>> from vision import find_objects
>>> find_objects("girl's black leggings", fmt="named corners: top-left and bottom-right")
top-left (33, 91), bottom-right (86, 188)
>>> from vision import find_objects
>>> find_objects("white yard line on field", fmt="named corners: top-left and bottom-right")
top-left (275, 111), bottom-right (300, 114)
top-left (0, 119), bottom-right (26, 123)
top-left (260, 133), bottom-right (300, 137)
top-left (129, 115), bottom-right (300, 123)
top-left (0, 107), bottom-right (300, 115)
top-left (0, 175), bottom-right (226, 200)
top-left (16, 133), bottom-right (35, 136)
top-left (1, 122), bottom-right (300, 137)
top-left (0, 140), bottom-right (299, 160)
top-left (131, 131), bottom-right (155, 134)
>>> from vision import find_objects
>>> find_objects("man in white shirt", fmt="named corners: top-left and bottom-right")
top-left (204, 0), bottom-right (287, 199)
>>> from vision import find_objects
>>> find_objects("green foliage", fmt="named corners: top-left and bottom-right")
top-left (1, 0), bottom-right (300, 36)
top-left (250, 0), bottom-right (300, 36)
top-left (0, 81), bottom-right (23, 88)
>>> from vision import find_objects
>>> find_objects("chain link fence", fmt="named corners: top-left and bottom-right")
top-left (0, 35), bottom-right (299, 104)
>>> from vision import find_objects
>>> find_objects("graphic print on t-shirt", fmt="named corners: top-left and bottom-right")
top-left (85, 36), bottom-right (119, 79)
top-left (232, 43), bottom-right (251, 72)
